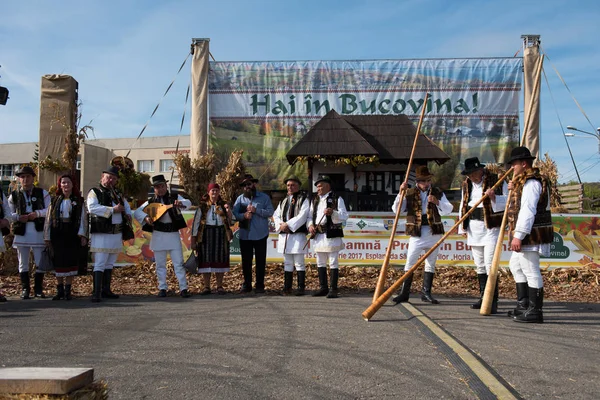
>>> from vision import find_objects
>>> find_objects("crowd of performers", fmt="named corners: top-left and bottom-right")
top-left (0, 146), bottom-right (552, 323)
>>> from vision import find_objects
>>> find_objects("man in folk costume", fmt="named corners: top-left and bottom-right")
top-left (233, 174), bottom-right (274, 294)
top-left (0, 190), bottom-right (13, 302)
top-left (458, 157), bottom-right (508, 313)
top-left (307, 175), bottom-right (348, 299)
top-left (8, 166), bottom-right (51, 299)
top-left (87, 166), bottom-right (133, 302)
top-left (273, 175), bottom-right (310, 295)
top-left (134, 175), bottom-right (191, 298)
top-left (391, 165), bottom-right (453, 304)
top-left (506, 146), bottom-right (552, 323)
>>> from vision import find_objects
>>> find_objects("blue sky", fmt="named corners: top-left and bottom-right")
top-left (1, 0), bottom-right (599, 183)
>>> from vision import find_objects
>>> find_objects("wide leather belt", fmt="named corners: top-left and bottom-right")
top-left (470, 208), bottom-right (484, 221)
top-left (153, 221), bottom-right (176, 232)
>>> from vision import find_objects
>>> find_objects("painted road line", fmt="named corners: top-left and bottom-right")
top-left (400, 303), bottom-right (521, 400)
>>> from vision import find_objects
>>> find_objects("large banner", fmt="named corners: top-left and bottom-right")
top-left (208, 58), bottom-right (522, 189)
top-left (119, 212), bottom-right (600, 269)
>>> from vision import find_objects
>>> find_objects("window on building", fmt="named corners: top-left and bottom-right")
top-left (137, 160), bottom-right (154, 173)
top-left (160, 159), bottom-right (176, 174)
top-left (391, 172), bottom-right (403, 192)
top-left (367, 172), bottom-right (386, 192)
top-left (0, 164), bottom-right (15, 179)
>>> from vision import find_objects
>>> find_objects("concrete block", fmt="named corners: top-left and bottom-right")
top-left (0, 367), bottom-right (94, 394)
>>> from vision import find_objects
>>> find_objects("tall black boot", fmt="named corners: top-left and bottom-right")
top-left (393, 273), bottom-right (413, 304)
top-left (312, 267), bottom-right (329, 297)
top-left (92, 271), bottom-right (103, 302)
top-left (20, 272), bottom-right (31, 300)
top-left (508, 282), bottom-right (529, 317)
top-left (101, 269), bottom-right (119, 299)
top-left (283, 271), bottom-right (293, 295)
top-left (296, 271), bottom-right (306, 296)
top-left (52, 284), bottom-right (65, 301)
top-left (491, 279), bottom-right (499, 314)
top-left (65, 284), bottom-right (72, 301)
top-left (421, 272), bottom-right (440, 304)
top-left (471, 273), bottom-right (487, 309)
top-left (514, 287), bottom-right (543, 323)
top-left (33, 272), bottom-right (46, 298)
top-left (327, 269), bottom-right (339, 298)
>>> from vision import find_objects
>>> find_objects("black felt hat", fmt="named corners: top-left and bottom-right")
top-left (283, 175), bottom-right (302, 186)
top-left (314, 175), bottom-right (332, 186)
top-left (15, 165), bottom-right (36, 177)
top-left (461, 157), bottom-right (486, 175)
top-left (151, 174), bottom-right (168, 186)
top-left (507, 146), bottom-right (536, 164)
top-left (102, 166), bottom-right (121, 177)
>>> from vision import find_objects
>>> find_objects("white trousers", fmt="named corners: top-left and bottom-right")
top-left (154, 249), bottom-right (187, 291)
top-left (509, 251), bottom-right (543, 289)
top-left (283, 253), bottom-right (305, 272)
top-left (405, 240), bottom-right (440, 273)
top-left (471, 244), bottom-right (495, 275)
top-left (16, 246), bottom-right (44, 273)
top-left (93, 252), bottom-right (118, 272)
top-left (316, 252), bottom-right (339, 269)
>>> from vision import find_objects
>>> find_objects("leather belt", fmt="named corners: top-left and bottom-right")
top-left (470, 208), bottom-right (484, 221)
top-left (316, 224), bottom-right (327, 234)
top-left (153, 221), bottom-right (176, 232)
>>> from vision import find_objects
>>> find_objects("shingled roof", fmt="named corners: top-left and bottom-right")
top-left (286, 110), bottom-right (450, 165)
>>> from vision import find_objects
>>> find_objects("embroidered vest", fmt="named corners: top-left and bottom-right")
top-left (142, 192), bottom-right (187, 233)
top-left (11, 187), bottom-right (45, 236)
top-left (312, 192), bottom-right (344, 238)
top-left (89, 186), bottom-right (122, 234)
top-left (279, 192), bottom-right (308, 234)
top-left (405, 187), bottom-right (444, 237)
top-left (461, 170), bottom-right (504, 230)
top-left (50, 194), bottom-right (84, 236)
top-left (507, 169), bottom-right (553, 246)
top-left (194, 199), bottom-right (233, 243)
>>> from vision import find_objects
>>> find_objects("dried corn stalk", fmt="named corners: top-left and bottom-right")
top-left (173, 151), bottom-right (218, 205)
top-left (536, 152), bottom-right (562, 208)
top-left (216, 149), bottom-right (246, 204)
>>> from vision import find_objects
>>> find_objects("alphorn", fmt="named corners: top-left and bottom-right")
top-left (362, 167), bottom-right (514, 321)
top-left (372, 93), bottom-right (430, 302)
top-left (480, 188), bottom-right (513, 315)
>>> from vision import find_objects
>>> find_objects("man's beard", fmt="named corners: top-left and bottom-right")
top-left (244, 188), bottom-right (256, 198)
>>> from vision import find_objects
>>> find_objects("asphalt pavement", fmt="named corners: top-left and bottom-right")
top-left (0, 292), bottom-right (598, 399)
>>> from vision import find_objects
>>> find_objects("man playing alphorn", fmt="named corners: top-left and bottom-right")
top-left (391, 165), bottom-right (453, 304)
top-left (134, 174), bottom-right (192, 298)
top-left (273, 175), bottom-right (310, 295)
top-left (506, 146), bottom-right (552, 323)
top-left (458, 157), bottom-right (508, 313)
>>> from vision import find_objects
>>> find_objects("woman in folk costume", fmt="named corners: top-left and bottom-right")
top-left (44, 174), bottom-right (89, 300)
top-left (273, 175), bottom-right (310, 295)
top-left (0, 190), bottom-right (12, 302)
top-left (506, 146), bottom-right (553, 324)
top-left (191, 183), bottom-right (233, 295)
top-left (391, 165), bottom-right (453, 304)
top-left (458, 157), bottom-right (508, 313)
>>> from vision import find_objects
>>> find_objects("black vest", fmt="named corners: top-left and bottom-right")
top-left (279, 192), bottom-right (308, 234)
top-left (11, 187), bottom-right (46, 236)
top-left (312, 192), bottom-right (344, 239)
top-left (142, 193), bottom-right (187, 233)
top-left (89, 186), bottom-right (122, 234)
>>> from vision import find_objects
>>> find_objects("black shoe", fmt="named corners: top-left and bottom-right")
top-left (240, 283), bottom-right (252, 293)
top-left (0, 293), bottom-right (7, 302)
top-left (326, 289), bottom-right (338, 298)
top-left (91, 271), bottom-right (103, 303)
top-left (254, 288), bottom-right (266, 294)
top-left (21, 288), bottom-right (31, 300)
top-left (180, 289), bottom-right (191, 298)
top-left (296, 271), bottom-right (306, 296)
top-left (313, 267), bottom-right (329, 297)
top-left (19, 272), bottom-right (31, 299)
top-left (158, 289), bottom-right (167, 298)
top-left (33, 273), bottom-right (46, 298)
top-left (65, 284), bottom-right (72, 301)
top-left (327, 269), bottom-right (339, 298)
top-left (508, 282), bottom-right (530, 317)
top-left (421, 272), bottom-right (440, 304)
top-left (392, 273), bottom-right (413, 304)
top-left (101, 269), bottom-right (119, 299)
top-left (471, 273), bottom-right (487, 309)
top-left (52, 284), bottom-right (65, 301)
top-left (514, 287), bottom-right (544, 324)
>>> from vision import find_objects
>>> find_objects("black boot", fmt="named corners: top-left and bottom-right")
top-left (92, 271), bottom-right (103, 302)
top-left (393, 273), bottom-right (413, 304)
top-left (471, 273), bottom-right (487, 309)
top-left (20, 272), bottom-right (31, 300)
top-left (101, 269), bottom-right (119, 299)
top-left (65, 284), bottom-right (72, 301)
top-left (327, 269), bottom-right (339, 298)
top-left (508, 282), bottom-right (529, 317)
top-left (33, 272), bottom-right (46, 298)
top-left (491, 279), bottom-right (499, 314)
top-left (312, 267), bottom-right (329, 296)
top-left (514, 287), bottom-right (543, 323)
top-left (52, 284), bottom-right (65, 301)
top-left (296, 271), bottom-right (306, 296)
top-left (283, 271), bottom-right (293, 295)
top-left (421, 272), bottom-right (440, 304)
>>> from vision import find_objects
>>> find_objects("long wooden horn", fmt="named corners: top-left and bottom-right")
top-left (372, 93), bottom-right (430, 302)
top-left (362, 167), bottom-right (514, 321)
top-left (480, 187), bottom-right (513, 315)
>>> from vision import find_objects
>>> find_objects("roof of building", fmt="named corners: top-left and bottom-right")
top-left (286, 110), bottom-right (450, 165)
